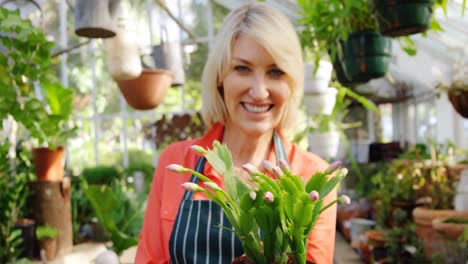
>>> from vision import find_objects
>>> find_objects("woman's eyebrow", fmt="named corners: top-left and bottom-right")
top-left (232, 58), bottom-right (279, 68)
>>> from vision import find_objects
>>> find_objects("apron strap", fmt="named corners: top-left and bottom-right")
top-left (274, 132), bottom-right (289, 166)
top-left (184, 157), bottom-right (207, 200)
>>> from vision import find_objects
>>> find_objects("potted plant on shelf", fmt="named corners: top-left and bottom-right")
top-left (36, 225), bottom-right (59, 261)
top-left (297, 0), bottom-right (392, 84)
top-left (167, 141), bottom-right (351, 263)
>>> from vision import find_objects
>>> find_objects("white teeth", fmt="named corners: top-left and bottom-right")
top-left (243, 103), bottom-right (270, 113)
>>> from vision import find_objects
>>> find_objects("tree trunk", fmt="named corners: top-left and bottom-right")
top-left (30, 178), bottom-right (72, 256)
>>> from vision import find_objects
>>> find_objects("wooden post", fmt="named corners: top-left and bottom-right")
top-left (30, 178), bottom-right (72, 256)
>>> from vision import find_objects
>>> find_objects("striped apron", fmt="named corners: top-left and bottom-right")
top-left (169, 133), bottom-right (289, 263)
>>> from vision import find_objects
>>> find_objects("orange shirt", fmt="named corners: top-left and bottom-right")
top-left (135, 123), bottom-right (337, 264)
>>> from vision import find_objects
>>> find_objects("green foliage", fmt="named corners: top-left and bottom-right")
top-left (0, 7), bottom-right (75, 147)
top-left (82, 166), bottom-right (122, 185)
top-left (82, 179), bottom-right (145, 255)
top-left (297, 0), bottom-right (379, 66)
top-left (36, 225), bottom-right (59, 240)
top-left (0, 141), bottom-right (31, 263)
top-left (172, 142), bottom-right (349, 264)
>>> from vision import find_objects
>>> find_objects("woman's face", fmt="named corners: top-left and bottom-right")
top-left (221, 34), bottom-right (291, 137)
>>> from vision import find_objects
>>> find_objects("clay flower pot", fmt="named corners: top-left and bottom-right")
top-left (32, 147), bottom-right (65, 181)
top-left (117, 69), bottom-right (173, 110)
top-left (432, 214), bottom-right (468, 240)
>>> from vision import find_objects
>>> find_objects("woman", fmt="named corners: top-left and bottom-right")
top-left (135, 3), bottom-right (336, 264)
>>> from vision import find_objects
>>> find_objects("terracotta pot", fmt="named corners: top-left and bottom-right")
top-left (337, 205), bottom-right (370, 241)
top-left (40, 237), bottom-right (57, 260)
top-left (231, 255), bottom-right (314, 264)
top-left (15, 218), bottom-right (38, 259)
top-left (412, 207), bottom-right (466, 260)
top-left (448, 89), bottom-right (468, 118)
top-left (33, 147), bottom-right (65, 181)
top-left (432, 213), bottom-right (468, 240)
top-left (117, 69), bottom-right (173, 110)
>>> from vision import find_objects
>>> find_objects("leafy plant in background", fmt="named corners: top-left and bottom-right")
top-left (82, 178), bottom-right (145, 255)
top-left (81, 165), bottom-right (122, 185)
top-left (36, 225), bottom-right (59, 240)
top-left (0, 7), bottom-right (76, 147)
top-left (168, 142), bottom-right (350, 264)
top-left (0, 141), bottom-right (32, 263)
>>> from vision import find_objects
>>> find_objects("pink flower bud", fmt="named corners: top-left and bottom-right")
top-left (279, 159), bottom-right (290, 173)
top-left (203, 181), bottom-right (222, 191)
top-left (309, 190), bottom-right (320, 201)
top-left (272, 166), bottom-right (284, 178)
top-left (325, 161), bottom-right (342, 174)
top-left (338, 195), bottom-right (351, 205)
top-left (249, 191), bottom-right (257, 201)
top-left (262, 160), bottom-right (274, 173)
top-left (242, 163), bottom-right (260, 176)
top-left (190, 145), bottom-right (208, 155)
top-left (181, 182), bottom-right (203, 192)
top-left (264, 191), bottom-right (274, 203)
top-left (167, 164), bottom-right (188, 173)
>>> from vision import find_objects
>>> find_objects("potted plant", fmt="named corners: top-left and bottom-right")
top-left (432, 216), bottom-right (468, 263)
top-left (297, 0), bottom-right (392, 84)
top-left (36, 225), bottom-right (59, 261)
top-left (305, 84), bottom-right (378, 160)
top-left (0, 7), bottom-right (76, 182)
top-left (167, 142), bottom-right (351, 263)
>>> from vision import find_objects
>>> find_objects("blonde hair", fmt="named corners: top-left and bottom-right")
top-left (200, 2), bottom-right (304, 131)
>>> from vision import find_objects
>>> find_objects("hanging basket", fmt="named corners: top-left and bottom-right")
top-left (302, 87), bottom-right (338, 115)
top-left (448, 89), bottom-right (468, 118)
top-left (304, 60), bottom-right (333, 94)
top-left (116, 69), bottom-right (173, 110)
top-left (373, 0), bottom-right (434, 37)
top-left (74, 0), bottom-right (120, 38)
top-left (339, 31), bottom-right (392, 83)
top-left (308, 131), bottom-right (341, 160)
top-left (32, 147), bottom-right (65, 182)
top-left (151, 27), bottom-right (185, 86)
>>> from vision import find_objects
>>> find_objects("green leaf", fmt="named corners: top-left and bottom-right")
top-left (305, 172), bottom-right (327, 193)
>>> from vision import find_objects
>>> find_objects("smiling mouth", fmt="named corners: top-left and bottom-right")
top-left (241, 103), bottom-right (273, 113)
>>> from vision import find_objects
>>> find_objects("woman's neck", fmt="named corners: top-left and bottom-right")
top-left (221, 124), bottom-right (274, 168)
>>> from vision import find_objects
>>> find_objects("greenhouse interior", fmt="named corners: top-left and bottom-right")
top-left (1, 0), bottom-right (468, 263)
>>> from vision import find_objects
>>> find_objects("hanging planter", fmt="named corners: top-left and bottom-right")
top-left (339, 31), bottom-right (392, 83)
top-left (32, 147), bottom-right (65, 182)
top-left (104, 15), bottom-right (142, 80)
top-left (116, 69), bottom-right (173, 110)
top-left (308, 130), bottom-right (341, 160)
top-left (74, 0), bottom-right (121, 38)
top-left (372, 0), bottom-right (434, 37)
top-left (304, 60), bottom-right (333, 94)
top-left (302, 87), bottom-right (338, 115)
top-left (447, 89), bottom-right (468, 118)
top-left (151, 27), bottom-right (185, 86)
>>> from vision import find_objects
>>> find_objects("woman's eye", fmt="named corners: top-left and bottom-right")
top-left (234, 65), bottom-right (250, 73)
top-left (268, 68), bottom-right (285, 77)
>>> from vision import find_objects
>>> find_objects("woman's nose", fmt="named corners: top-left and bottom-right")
top-left (248, 74), bottom-right (269, 99)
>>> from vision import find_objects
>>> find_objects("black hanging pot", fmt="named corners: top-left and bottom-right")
top-left (74, 0), bottom-right (121, 38)
top-left (448, 89), bottom-right (468, 118)
top-left (339, 31), bottom-right (392, 83)
top-left (373, 0), bottom-right (434, 37)
top-left (15, 218), bottom-right (38, 259)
